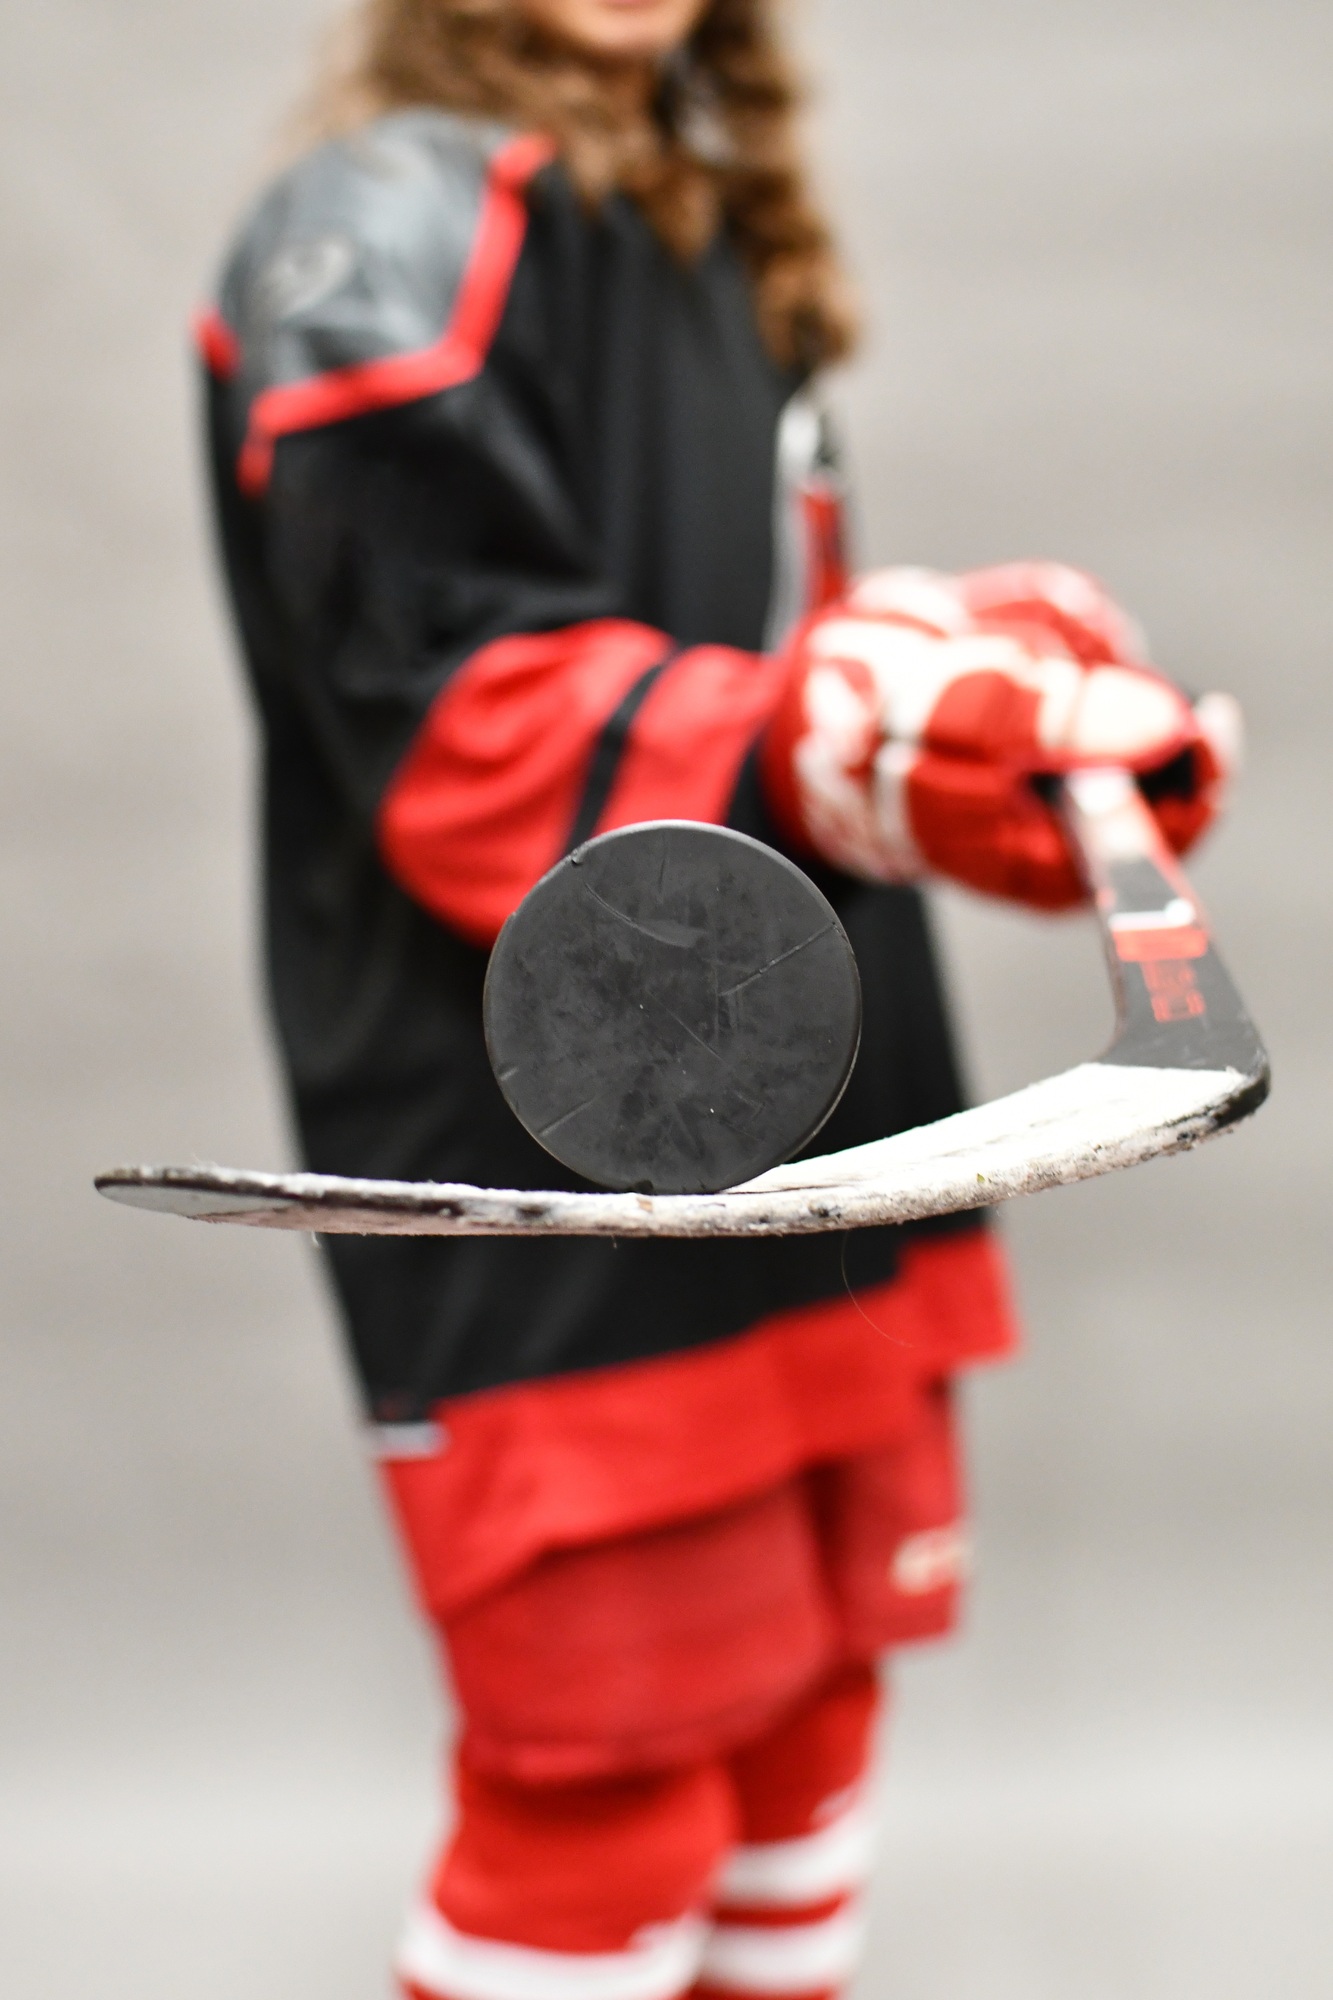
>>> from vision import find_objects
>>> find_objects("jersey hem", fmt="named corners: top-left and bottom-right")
top-left (376, 1227), bottom-right (1018, 1617)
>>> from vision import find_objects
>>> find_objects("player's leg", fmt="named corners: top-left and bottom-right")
top-left (397, 1756), bottom-right (734, 2000)
top-left (397, 1479), bottom-right (839, 2000)
top-left (693, 1660), bottom-right (882, 2000)
top-left (691, 1374), bottom-right (970, 2000)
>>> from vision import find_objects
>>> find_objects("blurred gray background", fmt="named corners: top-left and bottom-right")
top-left (2, 1), bottom-right (1330, 1994)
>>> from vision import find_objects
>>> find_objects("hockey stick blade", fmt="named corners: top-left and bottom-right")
top-left (95, 771), bottom-right (1268, 1239)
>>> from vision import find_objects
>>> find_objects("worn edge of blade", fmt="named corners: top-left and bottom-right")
top-left (93, 1055), bottom-right (1257, 1239)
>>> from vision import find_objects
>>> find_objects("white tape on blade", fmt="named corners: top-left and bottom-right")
top-left (741, 1062), bottom-right (1237, 1196)
top-left (98, 1060), bottom-right (1247, 1239)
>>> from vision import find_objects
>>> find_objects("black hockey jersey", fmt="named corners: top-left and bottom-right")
top-left (201, 110), bottom-right (987, 1431)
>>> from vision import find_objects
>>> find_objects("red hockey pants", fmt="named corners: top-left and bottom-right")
top-left (395, 1377), bottom-right (965, 2000)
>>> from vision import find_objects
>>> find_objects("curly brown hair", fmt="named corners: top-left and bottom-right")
top-left (303, 0), bottom-right (856, 368)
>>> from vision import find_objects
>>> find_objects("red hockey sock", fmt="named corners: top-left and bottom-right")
top-left (393, 1460), bottom-right (926, 2000)
top-left (691, 1663), bottom-right (881, 2000)
top-left (397, 1756), bottom-right (736, 2000)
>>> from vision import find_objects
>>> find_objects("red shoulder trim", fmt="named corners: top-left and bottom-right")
top-left (193, 306), bottom-right (241, 380)
top-left (233, 131), bottom-right (555, 498)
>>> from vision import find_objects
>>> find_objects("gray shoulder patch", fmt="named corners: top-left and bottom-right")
top-left (217, 110), bottom-right (521, 398)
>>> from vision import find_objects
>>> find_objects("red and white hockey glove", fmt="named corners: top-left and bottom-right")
top-left (762, 562), bottom-right (1241, 910)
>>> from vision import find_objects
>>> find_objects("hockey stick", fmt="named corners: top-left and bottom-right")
top-left (95, 770), bottom-right (1268, 1239)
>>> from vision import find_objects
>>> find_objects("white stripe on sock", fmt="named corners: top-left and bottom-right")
top-left (698, 1901), bottom-right (868, 1995)
top-left (396, 1903), bottom-right (706, 2000)
top-left (714, 1797), bottom-right (876, 1908)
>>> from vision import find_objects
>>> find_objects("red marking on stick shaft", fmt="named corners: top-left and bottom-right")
top-left (1114, 925), bottom-right (1208, 962)
top-left (1140, 959), bottom-right (1206, 1022)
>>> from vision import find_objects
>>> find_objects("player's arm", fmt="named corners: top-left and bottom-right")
top-left (205, 121), bottom-right (1236, 944)
top-left (203, 118), bottom-right (786, 949)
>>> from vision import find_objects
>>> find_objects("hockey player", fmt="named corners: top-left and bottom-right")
top-left (198, 1), bottom-right (1237, 1993)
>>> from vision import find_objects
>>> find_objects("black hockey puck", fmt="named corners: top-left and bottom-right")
top-left (483, 821), bottom-right (862, 1195)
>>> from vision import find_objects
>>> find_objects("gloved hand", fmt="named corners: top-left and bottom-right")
top-left (762, 562), bottom-right (1241, 909)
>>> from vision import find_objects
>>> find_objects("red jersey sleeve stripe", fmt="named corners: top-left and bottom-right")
top-left (235, 131), bottom-right (555, 497)
top-left (595, 643), bottom-right (788, 838)
top-left (376, 619), bottom-right (672, 947)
